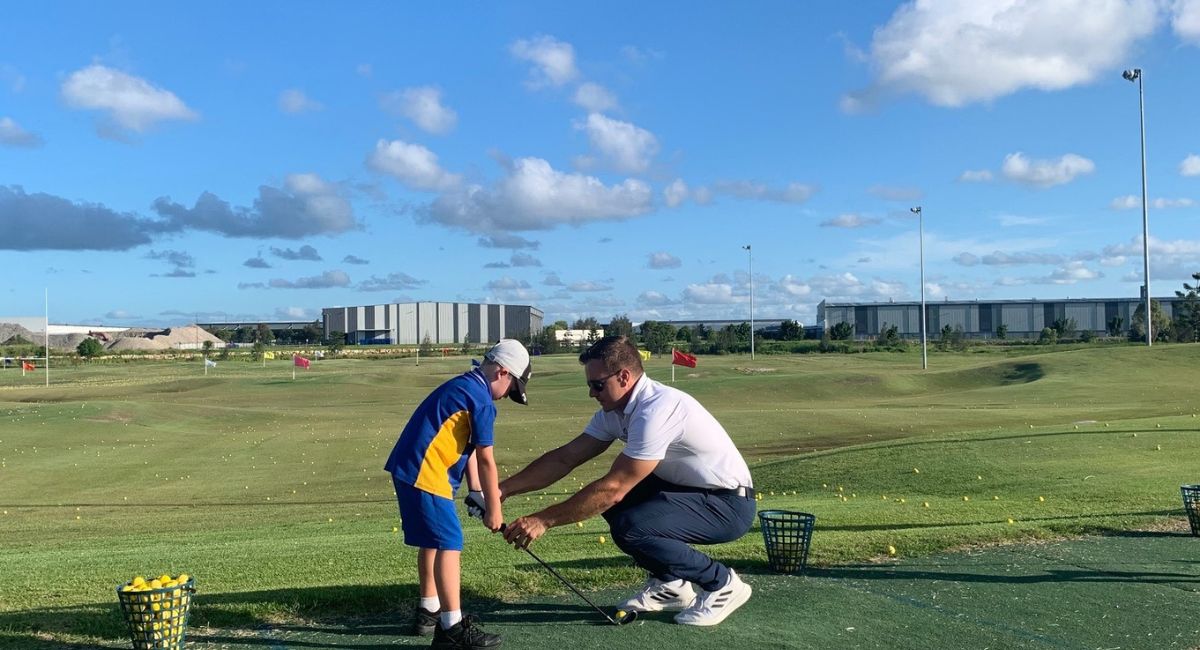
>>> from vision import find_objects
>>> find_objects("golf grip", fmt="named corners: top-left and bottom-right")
top-left (499, 524), bottom-right (616, 623)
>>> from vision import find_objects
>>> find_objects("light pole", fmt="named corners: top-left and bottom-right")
top-left (743, 244), bottom-right (754, 359)
top-left (911, 207), bottom-right (928, 369)
top-left (1123, 67), bottom-right (1152, 346)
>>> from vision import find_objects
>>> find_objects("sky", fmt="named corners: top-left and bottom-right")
top-left (3, 1), bottom-right (1200, 328)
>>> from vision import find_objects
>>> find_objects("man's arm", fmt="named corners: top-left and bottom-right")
top-left (502, 452), bottom-right (658, 548)
top-left (499, 433), bottom-right (612, 499)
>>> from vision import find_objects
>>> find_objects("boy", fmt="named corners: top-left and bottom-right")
top-left (385, 339), bottom-right (531, 649)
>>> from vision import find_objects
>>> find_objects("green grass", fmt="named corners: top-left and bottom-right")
top-left (0, 345), bottom-right (1198, 647)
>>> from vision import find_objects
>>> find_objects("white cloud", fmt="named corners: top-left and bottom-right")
top-left (0, 117), bottom-right (42, 147)
top-left (648, 252), bottom-right (681, 269)
top-left (844, 0), bottom-right (1159, 109)
top-left (511, 35), bottom-right (578, 87)
top-left (568, 280), bottom-right (612, 292)
top-left (61, 64), bottom-right (198, 133)
top-left (637, 291), bottom-right (676, 306)
top-left (151, 173), bottom-right (357, 239)
top-left (821, 213), bottom-right (881, 228)
top-left (267, 270), bottom-right (351, 289)
top-left (955, 253), bottom-right (980, 266)
top-left (1036, 261), bottom-right (1103, 284)
top-left (577, 113), bottom-right (659, 173)
top-left (279, 89), bottom-right (322, 114)
top-left (664, 179), bottom-right (689, 207)
top-left (276, 306), bottom-right (313, 319)
top-left (367, 139), bottom-right (461, 191)
top-left (959, 169), bottom-right (994, 182)
top-left (684, 283), bottom-right (739, 304)
top-left (359, 272), bottom-right (425, 292)
top-left (356, 63), bottom-right (373, 77)
top-left (1152, 197), bottom-right (1196, 209)
top-left (1173, 0), bottom-right (1200, 42)
top-left (996, 214), bottom-right (1045, 226)
top-left (1181, 154), bottom-right (1200, 176)
top-left (712, 180), bottom-right (816, 204)
top-left (1001, 152), bottom-right (1094, 188)
top-left (381, 86), bottom-right (457, 135)
top-left (1110, 195), bottom-right (1139, 210)
top-left (868, 185), bottom-right (922, 201)
top-left (573, 82), bottom-right (618, 112)
top-left (426, 157), bottom-right (653, 232)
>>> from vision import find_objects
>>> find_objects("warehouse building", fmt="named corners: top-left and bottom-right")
top-left (817, 297), bottom-right (1179, 340)
top-left (322, 302), bottom-right (543, 345)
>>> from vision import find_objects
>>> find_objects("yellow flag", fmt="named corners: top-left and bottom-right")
top-left (638, 349), bottom-right (651, 360)
top-left (263, 351), bottom-right (275, 360)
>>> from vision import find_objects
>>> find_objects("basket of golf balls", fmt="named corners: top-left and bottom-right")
top-left (116, 573), bottom-right (195, 649)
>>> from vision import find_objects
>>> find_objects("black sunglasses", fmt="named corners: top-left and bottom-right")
top-left (586, 372), bottom-right (619, 391)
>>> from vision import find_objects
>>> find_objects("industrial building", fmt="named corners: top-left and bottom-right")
top-left (322, 302), bottom-right (543, 345)
top-left (818, 297), bottom-right (1179, 340)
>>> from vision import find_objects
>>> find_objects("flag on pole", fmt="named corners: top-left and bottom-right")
top-left (21, 361), bottom-right (36, 371)
top-left (638, 349), bottom-right (652, 361)
top-left (263, 351), bottom-right (275, 360)
top-left (293, 355), bottom-right (311, 369)
top-left (671, 349), bottom-right (697, 368)
top-left (204, 358), bottom-right (217, 368)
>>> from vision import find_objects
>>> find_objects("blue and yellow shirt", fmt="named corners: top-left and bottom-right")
top-left (384, 369), bottom-right (495, 499)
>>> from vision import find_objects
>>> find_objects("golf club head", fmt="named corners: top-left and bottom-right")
top-left (611, 609), bottom-right (639, 625)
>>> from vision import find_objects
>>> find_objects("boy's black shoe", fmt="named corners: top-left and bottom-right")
top-left (413, 607), bottom-right (438, 636)
top-left (431, 615), bottom-right (501, 649)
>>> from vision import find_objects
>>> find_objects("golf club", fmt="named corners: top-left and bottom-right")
top-left (466, 494), bottom-right (637, 626)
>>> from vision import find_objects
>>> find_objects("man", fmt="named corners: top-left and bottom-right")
top-left (500, 335), bottom-right (755, 626)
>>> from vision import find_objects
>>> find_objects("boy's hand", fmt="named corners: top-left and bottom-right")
top-left (465, 491), bottom-right (485, 519)
top-left (484, 509), bottom-right (503, 532)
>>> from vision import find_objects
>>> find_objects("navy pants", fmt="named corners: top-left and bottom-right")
top-left (602, 474), bottom-right (756, 592)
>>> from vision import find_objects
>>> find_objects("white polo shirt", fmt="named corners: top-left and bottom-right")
top-left (583, 373), bottom-right (753, 490)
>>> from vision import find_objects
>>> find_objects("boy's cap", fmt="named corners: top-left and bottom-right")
top-left (484, 339), bottom-right (531, 405)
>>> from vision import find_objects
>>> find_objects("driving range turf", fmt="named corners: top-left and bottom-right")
top-left (1, 344), bottom-right (1198, 648)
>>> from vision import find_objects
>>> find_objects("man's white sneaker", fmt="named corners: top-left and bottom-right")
top-left (617, 576), bottom-right (697, 612)
top-left (673, 570), bottom-right (752, 626)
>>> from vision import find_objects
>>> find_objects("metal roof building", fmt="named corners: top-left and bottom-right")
top-left (322, 302), bottom-right (543, 345)
top-left (818, 297), bottom-right (1179, 340)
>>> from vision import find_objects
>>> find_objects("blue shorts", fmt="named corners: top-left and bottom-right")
top-left (393, 476), bottom-right (463, 551)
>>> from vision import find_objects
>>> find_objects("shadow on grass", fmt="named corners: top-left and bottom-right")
top-left (0, 583), bottom-right (505, 649)
top-left (806, 564), bottom-right (1200, 586)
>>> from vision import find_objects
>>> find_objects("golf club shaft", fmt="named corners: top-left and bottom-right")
top-left (501, 523), bottom-right (617, 624)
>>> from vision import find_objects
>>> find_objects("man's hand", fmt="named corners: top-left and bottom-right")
top-left (465, 491), bottom-right (485, 519)
top-left (503, 514), bottom-right (548, 549)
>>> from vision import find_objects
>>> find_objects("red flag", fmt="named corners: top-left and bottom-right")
top-left (22, 361), bottom-right (36, 371)
top-left (293, 355), bottom-right (311, 369)
top-left (671, 349), bottom-right (697, 368)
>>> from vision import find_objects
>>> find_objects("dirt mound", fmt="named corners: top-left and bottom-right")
top-left (107, 336), bottom-right (168, 351)
top-left (0, 323), bottom-right (39, 345)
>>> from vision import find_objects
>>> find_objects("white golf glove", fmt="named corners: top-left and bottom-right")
top-left (465, 490), bottom-right (485, 519)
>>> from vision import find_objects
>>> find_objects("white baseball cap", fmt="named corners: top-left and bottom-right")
top-left (483, 339), bottom-right (532, 405)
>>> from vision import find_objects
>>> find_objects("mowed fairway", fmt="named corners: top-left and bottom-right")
top-left (1, 345), bottom-right (1199, 648)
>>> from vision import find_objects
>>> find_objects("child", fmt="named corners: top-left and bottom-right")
top-left (385, 339), bottom-right (531, 649)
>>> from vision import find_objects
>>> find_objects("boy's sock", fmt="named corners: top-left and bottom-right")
top-left (419, 596), bottom-right (440, 612)
top-left (440, 610), bottom-right (463, 629)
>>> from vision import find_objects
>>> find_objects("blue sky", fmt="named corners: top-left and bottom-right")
top-left (3, 1), bottom-right (1200, 328)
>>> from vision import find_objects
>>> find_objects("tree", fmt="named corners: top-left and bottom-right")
top-left (250, 340), bottom-right (266, 361)
top-left (1051, 317), bottom-right (1077, 341)
top-left (1130, 299), bottom-right (1171, 342)
top-left (233, 326), bottom-right (255, 343)
top-left (202, 341), bottom-right (215, 355)
top-left (420, 333), bottom-right (435, 356)
top-left (1173, 272), bottom-right (1200, 342)
top-left (255, 323), bottom-right (275, 345)
top-left (675, 326), bottom-right (693, 342)
top-left (460, 336), bottom-right (472, 355)
top-left (77, 338), bottom-right (104, 358)
top-left (829, 322), bottom-right (853, 341)
top-left (995, 324), bottom-right (1008, 340)
top-left (326, 331), bottom-right (345, 354)
top-left (536, 325), bottom-right (562, 354)
top-left (693, 323), bottom-right (709, 341)
top-left (1106, 316), bottom-right (1124, 338)
top-left (302, 321), bottom-right (323, 345)
top-left (878, 324), bottom-right (902, 348)
top-left (639, 320), bottom-right (677, 354)
top-left (607, 314), bottom-right (635, 340)
top-left (1038, 327), bottom-right (1057, 345)
top-left (779, 319), bottom-right (803, 341)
